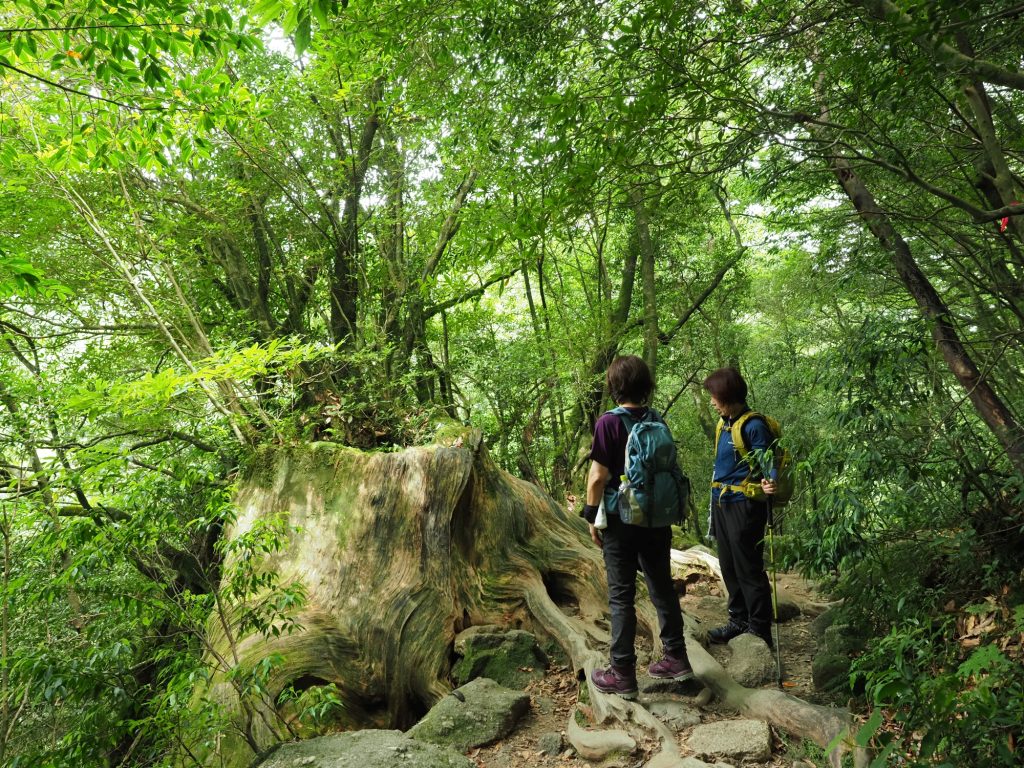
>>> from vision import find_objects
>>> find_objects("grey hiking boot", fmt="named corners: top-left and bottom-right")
top-left (708, 619), bottom-right (747, 644)
top-left (647, 652), bottom-right (695, 681)
top-left (590, 665), bottom-right (639, 699)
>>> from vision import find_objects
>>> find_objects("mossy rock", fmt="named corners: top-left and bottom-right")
top-left (809, 607), bottom-right (840, 639)
top-left (812, 651), bottom-right (852, 693)
top-left (822, 623), bottom-right (867, 655)
top-left (255, 730), bottom-right (475, 768)
top-left (812, 622), bottom-right (866, 693)
top-left (407, 678), bottom-right (530, 752)
top-left (452, 627), bottom-right (548, 689)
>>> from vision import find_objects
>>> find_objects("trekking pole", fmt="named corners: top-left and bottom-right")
top-left (767, 494), bottom-right (783, 688)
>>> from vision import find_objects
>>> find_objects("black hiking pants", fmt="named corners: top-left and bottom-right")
top-left (602, 512), bottom-right (687, 669)
top-left (712, 497), bottom-right (773, 633)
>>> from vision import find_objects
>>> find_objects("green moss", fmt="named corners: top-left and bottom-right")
top-left (577, 681), bottom-right (591, 705)
top-left (432, 419), bottom-right (473, 444)
top-left (671, 528), bottom-right (701, 551)
top-left (452, 630), bottom-right (547, 689)
top-left (541, 637), bottom-right (569, 667)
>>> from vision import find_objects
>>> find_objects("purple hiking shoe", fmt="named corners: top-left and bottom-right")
top-left (590, 665), bottom-right (639, 699)
top-left (647, 652), bottom-right (695, 681)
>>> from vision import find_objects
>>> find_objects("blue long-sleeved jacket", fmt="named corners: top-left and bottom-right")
top-left (711, 409), bottom-right (775, 505)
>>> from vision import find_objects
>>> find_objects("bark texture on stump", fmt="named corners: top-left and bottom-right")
top-left (192, 430), bottom-right (619, 766)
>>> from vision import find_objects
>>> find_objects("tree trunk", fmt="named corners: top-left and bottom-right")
top-left (187, 435), bottom-right (860, 768)
top-left (189, 431), bottom-right (616, 767)
top-left (399, 169), bottom-right (478, 402)
top-left (329, 78), bottom-right (384, 347)
top-left (827, 155), bottom-right (1024, 476)
top-left (569, 221), bottom-right (640, 456)
top-left (629, 185), bottom-right (660, 378)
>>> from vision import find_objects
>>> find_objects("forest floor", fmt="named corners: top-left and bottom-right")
top-left (469, 570), bottom-right (838, 768)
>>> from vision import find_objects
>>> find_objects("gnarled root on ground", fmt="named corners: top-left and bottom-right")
top-left (671, 547), bottom-right (841, 617)
top-left (524, 575), bottom-right (682, 765)
top-left (685, 633), bottom-right (869, 768)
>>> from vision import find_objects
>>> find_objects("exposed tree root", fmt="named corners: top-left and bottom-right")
top-left (671, 547), bottom-right (727, 593)
top-left (685, 633), bottom-right (869, 768)
top-left (524, 574), bottom-right (682, 764)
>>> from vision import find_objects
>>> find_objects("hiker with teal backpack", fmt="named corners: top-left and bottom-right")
top-left (703, 366), bottom-right (792, 649)
top-left (580, 355), bottom-right (694, 699)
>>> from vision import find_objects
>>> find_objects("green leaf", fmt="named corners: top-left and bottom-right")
top-left (856, 709), bottom-right (883, 748)
top-left (294, 11), bottom-right (312, 55)
top-left (312, 0), bottom-right (331, 27)
top-left (253, 0), bottom-right (285, 24)
top-left (958, 645), bottom-right (1006, 678)
top-left (282, 2), bottom-right (301, 33)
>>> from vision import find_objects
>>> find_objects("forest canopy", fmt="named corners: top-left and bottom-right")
top-left (1, 0), bottom-right (1022, 766)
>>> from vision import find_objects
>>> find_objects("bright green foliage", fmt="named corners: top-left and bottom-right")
top-left (853, 604), bottom-right (1024, 765)
top-left (1, 0), bottom-right (1022, 764)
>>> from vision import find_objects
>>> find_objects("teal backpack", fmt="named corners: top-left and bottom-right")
top-left (610, 407), bottom-right (690, 527)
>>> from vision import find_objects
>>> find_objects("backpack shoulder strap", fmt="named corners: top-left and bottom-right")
top-left (712, 417), bottom-right (726, 483)
top-left (730, 410), bottom-right (761, 458)
top-left (610, 405), bottom-right (651, 436)
top-left (610, 406), bottom-right (643, 431)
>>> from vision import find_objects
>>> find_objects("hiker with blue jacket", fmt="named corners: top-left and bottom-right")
top-left (703, 366), bottom-right (777, 647)
top-left (580, 355), bottom-right (694, 699)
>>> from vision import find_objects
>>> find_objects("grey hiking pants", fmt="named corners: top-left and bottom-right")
top-left (602, 512), bottom-right (687, 669)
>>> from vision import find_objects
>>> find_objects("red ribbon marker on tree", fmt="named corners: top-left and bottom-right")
top-left (1000, 201), bottom-right (1019, 233)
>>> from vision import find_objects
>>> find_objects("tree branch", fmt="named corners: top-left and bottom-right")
top-left (0, 60), bottom-right (155, 110)
top-left (423, 265), bottom-right (520, 318)
top-left (856, 0), bottom-right (1024, 91)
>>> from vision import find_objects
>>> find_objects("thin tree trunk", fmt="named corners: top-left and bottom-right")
top-left (659, 185), bottom-right (746, 346)
top-left (330, 78), bottom-right (384, 347)
top-left (380, 125), bottom-right (407, 382)
top-left (629, 186), bottom-right (660, 378)
top-left (828, 155), bottom-right (1024, 475)
top-left (954, 32), bottom-right (1024, 249)
top-left (0, 389), bottom-right (84, 628)
top-left (520, 200), bottom-right (569, 491)
top-left (855, 0), bottom-right (1024, 93)
top-left (570, 222), bottom-right (640, 454)
top-left (960, 80), bottom-right (1024, 242)
top-left (247, 201), bottom-right (278, 336)
top-left (400, 170), bottom-right (478, 403)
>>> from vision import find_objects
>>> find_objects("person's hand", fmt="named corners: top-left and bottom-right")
top-left (761, 478), bottom-right (777, 495)
top-left (589, 523), bottom-right (603, 548)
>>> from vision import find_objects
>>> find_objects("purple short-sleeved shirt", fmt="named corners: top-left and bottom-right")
top-left (589, 406), bottom-right (648, 492)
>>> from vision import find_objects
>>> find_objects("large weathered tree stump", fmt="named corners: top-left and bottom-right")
top-left (192, 430), bottom-right (632, 766)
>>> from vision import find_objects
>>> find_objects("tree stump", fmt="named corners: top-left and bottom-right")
top-left (191, 430), bottom-right (632, 766)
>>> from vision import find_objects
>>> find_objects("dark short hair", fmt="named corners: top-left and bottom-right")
top-left (703, 367), bottom-right (747, 405)
top-left (607, 355), bottom-right (654, 405)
